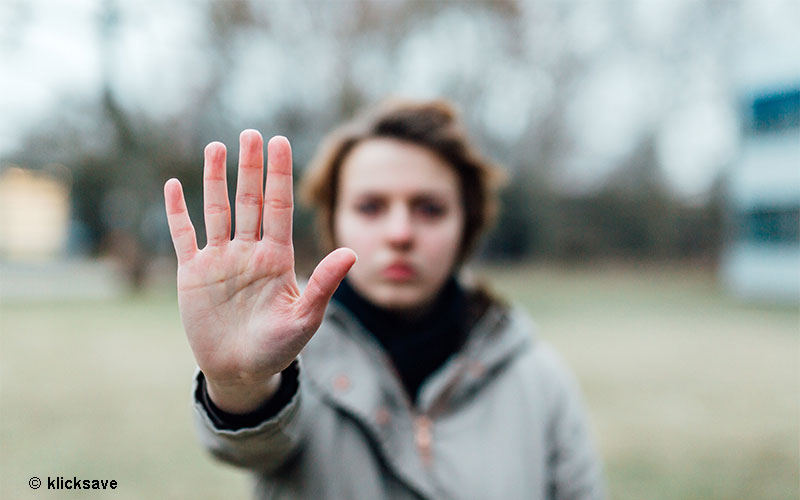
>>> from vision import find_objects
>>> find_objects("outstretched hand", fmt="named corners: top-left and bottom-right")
top-left (164, 131), bottom-right (356, 413)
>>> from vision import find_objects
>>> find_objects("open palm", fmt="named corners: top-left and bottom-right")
top-left (164, 131), bottom-right (356, 412)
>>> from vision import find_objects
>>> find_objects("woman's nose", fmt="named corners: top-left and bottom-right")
top-left (385, 206), bottom-right (414, 247)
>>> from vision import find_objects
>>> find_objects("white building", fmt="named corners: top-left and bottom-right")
top-left (720, 85), bottom-right (800, 304)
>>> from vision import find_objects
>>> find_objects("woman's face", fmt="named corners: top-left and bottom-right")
top-left (334, 138), bottom-right (465, 313)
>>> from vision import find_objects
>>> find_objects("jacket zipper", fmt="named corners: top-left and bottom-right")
top-left (331, 303), bottom-right (504, 469)
top-left (376, 353), bottom-right (440, 467)
top-left (412, 306), bottom-right (506, 468)
top-left (380, 361), bottom-right (436, 466)
top-left (413, 414), bottom-right (434, 465)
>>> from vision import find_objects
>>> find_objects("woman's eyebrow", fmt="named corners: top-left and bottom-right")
top-left (351, 191), bottom-right (386, 199)
top-left (352, 189), bottom-right (450, 197)
top-left (410, 191), bottom-right (454, 201)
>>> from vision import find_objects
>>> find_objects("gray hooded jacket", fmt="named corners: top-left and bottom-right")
top-left (192, 298), bottom-right (605, 500)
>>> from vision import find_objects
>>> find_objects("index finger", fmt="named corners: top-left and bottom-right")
top-left (262, 136), bottom-right (293, 246)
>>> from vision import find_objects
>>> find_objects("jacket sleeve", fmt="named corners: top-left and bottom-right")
top-left (191, 359), bottom-right (305, 473)
top-left (539, 344), bottom-right (606, 500)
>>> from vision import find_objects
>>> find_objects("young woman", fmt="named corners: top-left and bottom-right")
top-left (164, 100), bottom-right (604, 499)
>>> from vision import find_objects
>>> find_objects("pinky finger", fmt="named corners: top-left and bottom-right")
top-left (164, 179), bottom-right (198, 264)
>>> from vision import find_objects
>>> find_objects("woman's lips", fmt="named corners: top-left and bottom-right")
top-left (382, 262), bottom-right (416, 281)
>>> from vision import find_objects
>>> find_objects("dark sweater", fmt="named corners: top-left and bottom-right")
top-left (331, 277), bottom-right (468, 402)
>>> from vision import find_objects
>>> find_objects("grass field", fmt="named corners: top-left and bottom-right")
top-left (1, 262), bottom-right (798, 499)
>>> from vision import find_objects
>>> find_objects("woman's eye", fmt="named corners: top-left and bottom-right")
top-left (415, 202), bottom-right (446, 218)
top-left (356, 201), bottom-right (382, 215)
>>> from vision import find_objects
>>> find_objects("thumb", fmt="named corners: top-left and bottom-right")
top-left (297, 247), bottom-right (357, 330)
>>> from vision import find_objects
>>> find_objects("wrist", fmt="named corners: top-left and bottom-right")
top-left (205, 372), bottom-right (282, 414)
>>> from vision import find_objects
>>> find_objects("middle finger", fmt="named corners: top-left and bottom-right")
top-left (234, 129), bottom-right (264, 241)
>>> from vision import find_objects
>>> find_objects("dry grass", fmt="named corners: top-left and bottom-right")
top-left (1, 262), bottom-right (797, 499)
top-left (479, 262), bottom-right (799, 500)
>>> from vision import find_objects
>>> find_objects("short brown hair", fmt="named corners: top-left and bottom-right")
top-left (300, 98), bottom-right (506, 263)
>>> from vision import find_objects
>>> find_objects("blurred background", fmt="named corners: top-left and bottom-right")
top-left (1, 0), bottom-right (798, 499)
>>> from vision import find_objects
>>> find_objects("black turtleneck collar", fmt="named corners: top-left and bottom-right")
top-left (332, 277), bottom-right (469, 404)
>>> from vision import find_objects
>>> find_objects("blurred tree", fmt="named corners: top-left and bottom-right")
top-left (2, 0), bottom-right (746, 286)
